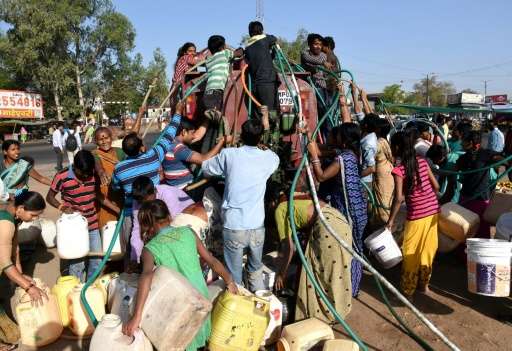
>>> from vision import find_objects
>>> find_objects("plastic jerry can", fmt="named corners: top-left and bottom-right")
top-left (255, 290), bottom-right (283, 346)
top-left (110, 279), bottom-right (137, 323)
top-left (39, 218), bottom-right (57, 248)
top-left (90, 314), bottom-right (152, 351)
top-left (276, 318), bottom-right (334, 351)
top-left (101, 221), bottom-right (122, 253)
top-left (51, 275), bottom-right (80, 327)
top-left (323, 339), bottom-right (360, 351)
top-left (56, 212), bottom-right (90, 259)
top-left (140, 266), bottom-right (212, 351)
top-left (14, 279), bottom-right (63, 347)
top-left (94, 272), bottom-right (119, 304)
top-left (67, 284), bottom-right (106, 336)
top-left (209, 291), bottom-right (270, 351)
top-left (108, 272), bottom-right (138, 310)
top-left (439, 203), bottom-right (479, 242)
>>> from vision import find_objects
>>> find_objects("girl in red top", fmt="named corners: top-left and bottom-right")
top-left (387, 128), bottom-right (440, 298)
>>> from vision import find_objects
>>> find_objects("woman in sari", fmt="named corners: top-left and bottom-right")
top-left (370, 118), bottom-right (394, 229)
top-left (92, 127), bottom-right (123, 227)
top-left (0, 191), bottom-right (48, 350)
top-left (308, 123), bottom-right (367, 297)
top-left (0, 140), bottom-right (51, 198)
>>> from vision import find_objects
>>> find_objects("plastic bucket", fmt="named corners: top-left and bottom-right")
top-left (364, 228), bottom-right (403, 269)
top-left (466, 238), bottom-right (512, 297)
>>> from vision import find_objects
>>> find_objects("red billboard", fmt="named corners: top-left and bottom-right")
top-left (485, 94), bottom-right (508, 104)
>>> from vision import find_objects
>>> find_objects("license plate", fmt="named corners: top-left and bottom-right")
top-left (278, 90), bottom-right (294, 107)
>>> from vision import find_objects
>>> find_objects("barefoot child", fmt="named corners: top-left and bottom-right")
top-left (122, 200), bottom-right (238, 350)
top-left (387, 129), bottom-right (440, 298)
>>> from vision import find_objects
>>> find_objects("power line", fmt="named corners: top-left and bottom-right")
top-left (438, 59), bottom-right (512, 77)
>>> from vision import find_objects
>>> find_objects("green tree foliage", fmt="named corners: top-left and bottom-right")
top-left (143, 48), bottom-right (170, 107)
top-left (461, 88), bottom-right (478, 94)
top-left (379, 84), bottom-right (408, 114)
top-left (0, 0), bottom-right (165, 121)
top-left (407, 76), bottom-right (456, 106)
top-left (277, 28), bottom-right (308, 63)
top-left (0, 0), bottom-right (75, 120)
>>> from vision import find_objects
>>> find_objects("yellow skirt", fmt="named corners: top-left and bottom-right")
top-left (401, 214), bottom-right (438, 296)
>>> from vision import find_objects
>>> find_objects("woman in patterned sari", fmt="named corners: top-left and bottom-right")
top-left (92, 127), bottom-right (123, 227)
top-left (0, 140), bottom-right (51, 198)
top-left (308, 123), bottom-right (367, 297)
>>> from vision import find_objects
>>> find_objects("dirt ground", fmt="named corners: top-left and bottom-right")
top-left (4, 167), bottom-right (512, 351)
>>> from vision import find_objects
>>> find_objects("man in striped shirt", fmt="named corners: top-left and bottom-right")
top-left (46, 150), bottom-right (102, 281)
top-left (163, 118), bottom-right (230, 191)
top-left (111, 103), bottom-right (183, 256)
top-left (195, 35), bottom-right (243, 142)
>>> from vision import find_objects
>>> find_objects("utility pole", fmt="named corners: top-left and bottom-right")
top-left (483, 80), bottom-right (490, 98)
top-left (256, 0), bottom-right (264, 22)
top-left (426, 73), bottom-right (430, 106)
top-left (425, 72), bottom-right (435, 107)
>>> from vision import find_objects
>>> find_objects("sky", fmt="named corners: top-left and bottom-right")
top-left (112, 0), bottom-right (512, 96)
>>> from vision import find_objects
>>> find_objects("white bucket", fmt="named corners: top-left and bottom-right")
top-left (364, 228), bottom-right (403, 269)
top-left (466, 238), bottom-right (512, 297)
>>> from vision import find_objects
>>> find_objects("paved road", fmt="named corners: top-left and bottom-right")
top-left (19, 132), bottom-right (159, 167)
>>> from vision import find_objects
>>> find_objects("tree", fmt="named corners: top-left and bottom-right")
top-left (143, 48), bottom-right (169, 107)
top-left (461, 88), bottom-right (478, 94)
top-left (381, 84), bottom-right (406, 104)
top-left (408, 76), bottom-right (456, 106)
top-left (67, 0), bottom-right (135, 118)
top-left (0, 0), bottom-right (75, 120)
top-left (277, 28), bottom-right (308, 63)
top-left (379, 84), bottom-right (409, 114)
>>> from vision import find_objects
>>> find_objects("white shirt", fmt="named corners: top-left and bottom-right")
top-left (63, 130), bottom-right (82, 150)
top-left (52, 129), bottom-right (64, 150)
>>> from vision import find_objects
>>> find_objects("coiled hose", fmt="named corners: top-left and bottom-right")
top-left (274, 46), bottom-right (461, 350)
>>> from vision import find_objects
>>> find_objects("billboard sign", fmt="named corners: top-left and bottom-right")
top-left (0, 90), bottom-right (44, 119)
top-left (485, 94), bottom-right (508, 104)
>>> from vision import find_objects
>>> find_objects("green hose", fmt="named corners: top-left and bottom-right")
top-left (80, 73), bottom-right (208, 326)
top-left (80, 211), bottom-right (125, 326)
top-left (276, 48), bottom-right (439, 350)
top-left (289, 95), bottom-right (368, 351)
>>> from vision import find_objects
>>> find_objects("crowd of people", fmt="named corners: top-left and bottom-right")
top-left (1, 20), bottom-right (511, 351)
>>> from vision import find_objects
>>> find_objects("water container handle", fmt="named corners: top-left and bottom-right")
top-left (252, 296), bottom-right (270, 313)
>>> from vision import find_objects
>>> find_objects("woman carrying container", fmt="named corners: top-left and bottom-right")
top-left (122, 200), bottom-right (238, 350)
top-left (307, 123), bottom-right (367, 297)
top-left (386, 129), bottom-right (440, 298)
top-left (0, 191), bottom-right (48, 350)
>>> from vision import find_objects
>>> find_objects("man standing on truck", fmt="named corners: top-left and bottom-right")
top-left (244, 21), bottom-right (278, 119)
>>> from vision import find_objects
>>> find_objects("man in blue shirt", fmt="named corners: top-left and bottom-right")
top-left (488, 120), bottom-right (504, 153)
top-left (202, 119), bottom-right (279, 291)
top-left (112, 102), bottom-right (182, 257)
